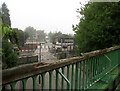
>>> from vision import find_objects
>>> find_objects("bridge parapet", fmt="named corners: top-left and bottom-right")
top-left (1, 45), bottom-right (120, 90)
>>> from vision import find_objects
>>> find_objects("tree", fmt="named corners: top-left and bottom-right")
top-left (1, 2), bottom-right (11, 27)
top-left (73, 2), bottom-right (120, 54)
top-left (0, 12), bottom-right (2, 69)
top-left (24, 26), bottom-right (36, 40)
top-left (13, 28), bottom-right (29, 46)
top-left (0, 15), bottom-right (20, 69)
top-left (48, 31), bottom-right (53, 42)
top-left (2, 26), bottom-right (20, 47)
top-left (0, 12), bottom-right (2, 38)
top-left (2, 40), bottom-right (18, 69)
top-left (0, 3), bottom-right (20, 69)
top-left (0, 12), bottom-right (1, 21)
top-left (1, 3), bottom-right (19, 46)
top-left (1, 25), bottom-right (19, 69)
top-left (36, 30), bottom-right (46, 42)
top-left (48, 31), bottom-right (62, 43)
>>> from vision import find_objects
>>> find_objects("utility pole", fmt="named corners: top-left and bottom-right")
top-left (38, 42), bottom-right (45, 62)
top-left (39, 43), bottom-right (41, 62)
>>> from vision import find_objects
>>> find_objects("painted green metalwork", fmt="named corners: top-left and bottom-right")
top-left (61, 67), bottom-right (65, 89)
top-left (79, 62), bottom-right (82, 89)
top-left (57, 70), bottom-right (70, 85)
top-left (93, 57), bottom-right (96, 81)
top-left (41, 73), bottom-right (45, 91)
top-left (49, 70), bottom-right (53, 90)
top-left (90, 58), bottom-right (93, 85)
top-left (118, 50), bottom-right (120, 64)
top-left (100, 55), bottom-right (103, 73)
top-left (101, 55), bottom-right (104, 73)
top-left (98, 55), bottom-right (101, 74)
top-left (0, 86), bottom-right (2, 91)
top-left (95, 57), bottom-right (97, 79)
top-left (88, 58), bottom-right (91, 87)
top-left (1, 46), bottom-right (120, 90)
top-left (10, 82), bottom-right (16, 91)
top-left (32, 75), bottom-right (37, 91)
top-left (71, 64), bottom-right (74, 89)
top-left (86, 60), bottom-right (88, 89)
top-left (56, 69), bottom-right (59, 90)
top-left (104, 54), bottom-right (112, 71)
top-left (67, 65), bottom-right (70, 89)
top-left (92, 57), bottom-right (95, 83)
top-left (82, 61), bottom-right (85, 89)
top-left (75, 63), bottom-right (79, 89)
top-left (96, 56), bottom-right (99, 80)
top-left (22, 78), bottom-right (28, 91)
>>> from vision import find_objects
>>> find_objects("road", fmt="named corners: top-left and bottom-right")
top-left (34, 43), bottom-right (58, 63)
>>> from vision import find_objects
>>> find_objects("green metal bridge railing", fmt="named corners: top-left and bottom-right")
top-left (1, 46), bottom-right (120, 90)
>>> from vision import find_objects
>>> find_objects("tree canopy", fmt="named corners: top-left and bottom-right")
top-left (0, 3), bottom-right (19, 69)
top-left (24, 26), bottom-right (36, 40)
top-left (24, 26), bottom-right (46, 42)
top-left (2, 40), bottom-right (18, 69)
top-left (73, 2), bottom-right (120, 54)
top-left (1, 2), bottom-right (11, 27)
top-left (12, 28), bottom-right (29, 46)
top-left (48, 31), bottom-right (62, 43)
top-left (36, 30), bottom-right (46, 42)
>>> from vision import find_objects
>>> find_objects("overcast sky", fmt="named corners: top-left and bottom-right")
top-left (0, 0), bottom-right (89, 34)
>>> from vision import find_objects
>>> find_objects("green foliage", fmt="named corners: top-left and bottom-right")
top-left (48, 31), bottom-right (62, 43)
top-left (0, 3), bottom-right (20, 69)
top-left (48, 31), bottom-right (53, 42)
top-left (0, 3), bottom-right (20, 48)
top-left (2, 26), bottom-right (20, 48)
top-left (36, 30), bottom-right (46, 42)
top-left (24, 26), bottom-right (47, 42)
top-left (0, 12), bottom-right (2, 22)
top-left (0, 22), bottom-right (2, 39)
top-left (2, 40), bottom-right (18, 69)
top-left (24, 26), bottom-right (36, 40)
top-left (13, 28), bottom-right (29, 46)
top-left (73, 2), bottom-right (120, 54)
top-left (0, 16), bottom-right (2, 68)
top-left (0, 23), bottom-right (20, 69)
top-left (1, 2), bottom-right (11, 27)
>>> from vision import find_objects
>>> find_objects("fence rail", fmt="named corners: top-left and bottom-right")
top-left (1, 46), bottom-right (120, 90)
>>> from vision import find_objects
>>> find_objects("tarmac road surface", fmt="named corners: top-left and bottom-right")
top-left (34, 43), bottom-right (58, 63)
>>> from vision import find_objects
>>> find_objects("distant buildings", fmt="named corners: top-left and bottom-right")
top-left (54, 34), bottom-right (74, 51)
top-left (55, 34), bottom-right (74, 46)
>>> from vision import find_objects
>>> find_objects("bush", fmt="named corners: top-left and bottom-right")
top-left (5, 52), bottom-right (18, 68)
top-left (2, 40), bottom-right (18, 69)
